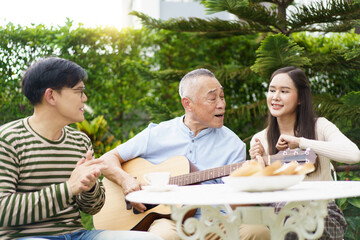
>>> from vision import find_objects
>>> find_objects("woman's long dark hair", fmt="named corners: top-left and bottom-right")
top-left (266, 66), bottom-right (318, 167)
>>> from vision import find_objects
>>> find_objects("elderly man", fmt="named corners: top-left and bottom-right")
top-left (100, 68), bottom-right (274, 239)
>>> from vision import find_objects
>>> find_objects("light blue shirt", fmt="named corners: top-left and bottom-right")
top-left (117, 115), bottom-right (246, 184)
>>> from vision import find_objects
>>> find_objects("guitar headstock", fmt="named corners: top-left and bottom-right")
top-left (270, 148), bottom-right (317, 165)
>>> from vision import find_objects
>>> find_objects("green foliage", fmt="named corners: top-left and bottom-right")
top-left (201, 0), bottom-right (249, 14)
top-left (313, 92), bottom-right (360, 145)
top-left (288, 0), bottom-right (360, 33)
top-left (139, 97), bottom-right (180, 124)
top-left (131, 0), bottom-right (360, 36)
top-left (342, 91), bottom-right (360, 107)
top-left (337, 193), bottom-right (360, 239)
top-left (0, 21), bottom-right (155, 140)
top-left (314, 93), bottom-right (360, 123)
top-left (130, 10), bottom-right (273, 38)
top-left (251, 33), bottom-right (311, 79)
top-left (76, 115), bottom-right (121, 158)
top-left (293, 32), bottom-right (360, 97)
top-left (80, 211), bottom-right (95, 230)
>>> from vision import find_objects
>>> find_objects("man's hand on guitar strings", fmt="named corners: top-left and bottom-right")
top-left (121, 175), bottom-right (147, 213)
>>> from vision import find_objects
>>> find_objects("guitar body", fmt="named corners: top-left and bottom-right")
top-left (93, 156), bottom-right (191, 231)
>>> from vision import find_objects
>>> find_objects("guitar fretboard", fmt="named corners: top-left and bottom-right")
top-left (169, 162), bottom-right (244, 186)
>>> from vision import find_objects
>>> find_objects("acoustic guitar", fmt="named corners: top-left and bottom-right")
top-left (93, 149), bottom-right (316, 231)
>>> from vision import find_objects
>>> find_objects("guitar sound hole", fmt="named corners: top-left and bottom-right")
top-left (133, 204), bottom-right (158, 214)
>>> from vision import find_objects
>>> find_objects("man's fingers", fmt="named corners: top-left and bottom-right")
top-left (77, 158), bottom-right (86, 166)
top-left (132, 202), bottom-right (147, 213)
top-left (85, 149), bottom-right (93, 161)
top-left (90, 168), bottom-right (102, 178)
top-left (82, 158), bottom-right (104, 166)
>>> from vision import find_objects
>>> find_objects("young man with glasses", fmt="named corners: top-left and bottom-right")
top-left (0, 57), bottom-right (161, 240)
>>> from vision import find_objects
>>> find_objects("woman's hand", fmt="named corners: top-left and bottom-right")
top-left (276, 134), bottom-right (301, 151)
top-left (249, 138), bottom-right (265, 159)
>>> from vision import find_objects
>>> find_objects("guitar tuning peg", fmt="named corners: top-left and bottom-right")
top-left (305, 148), bottom-right (311, 155)
top-left (292, 147), bottom-right (300, 155)
top-left (282, 148), bottom-right (291, 155)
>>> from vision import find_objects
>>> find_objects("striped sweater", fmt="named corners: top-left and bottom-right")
top-left (0, 117), bottom-right (105, 239)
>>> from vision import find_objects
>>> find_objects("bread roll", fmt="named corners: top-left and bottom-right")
top-left (230, 160), bottom-right (262, 177)
top-left (253, 160), bottom-right (283, 176)
top-left (295, 162), bottom-right (315, 175)
top-left (273, 161), bottom-right (299, 175)
top-left (229, 159), bottom-right (315, 177)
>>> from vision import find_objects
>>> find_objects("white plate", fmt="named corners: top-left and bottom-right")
top-left (222, 175), bottom-right (305, 192)
top-left (142, 185), bottom-right (178, 192)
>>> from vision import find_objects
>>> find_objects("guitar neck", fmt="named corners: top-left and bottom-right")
top-left (169, 161), bottom-right (244, 186)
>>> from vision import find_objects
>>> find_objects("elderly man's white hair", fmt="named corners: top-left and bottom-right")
top-left (179, 69), bottom-right (215, 99)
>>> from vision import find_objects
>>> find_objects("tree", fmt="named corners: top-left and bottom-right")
top-left (130, 0), bottom-right (360, 144)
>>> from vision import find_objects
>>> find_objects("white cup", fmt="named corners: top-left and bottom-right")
top-left (143, 172), bottom-right (170, 186)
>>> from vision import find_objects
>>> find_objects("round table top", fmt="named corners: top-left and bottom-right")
top-left (126, 181), bottom-right (360, 205)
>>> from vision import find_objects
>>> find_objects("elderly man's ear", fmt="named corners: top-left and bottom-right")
top-left (181, 97), bottom-right (193, 112)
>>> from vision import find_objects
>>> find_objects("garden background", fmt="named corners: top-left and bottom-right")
top-left (1, 0), bottom-right (359, 239)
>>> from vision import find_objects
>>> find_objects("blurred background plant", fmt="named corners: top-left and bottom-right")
top-left (75, 115), bottom-right (122, 158)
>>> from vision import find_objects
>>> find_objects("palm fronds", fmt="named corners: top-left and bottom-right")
top-left (226, 99), bottom-right (267, 120)
top-left (139, 97), bottom-right (180, 123)
top-left (200, 0), bottom-right (249, 14)
top-left (309, 48), bottom-right (360, 74)
top-left (130, 11), bottom-right (272, 36)
top-left (251, 33), bottom-right (311, 78)
top-left (313, 92), bottom-right (360, 123)
top-left (288, 0), bottom-right (360, 33)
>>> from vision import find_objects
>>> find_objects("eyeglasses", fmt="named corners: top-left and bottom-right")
top-left (72, 86), bottom-right (86, 98)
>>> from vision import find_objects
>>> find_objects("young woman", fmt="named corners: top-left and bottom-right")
top-left (249, 66), bottom-right (360, 239)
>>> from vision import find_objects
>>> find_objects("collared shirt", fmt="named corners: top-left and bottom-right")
top-left (117, 115), bottom-right (246, 184)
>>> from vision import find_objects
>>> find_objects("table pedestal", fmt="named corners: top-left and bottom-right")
top-left (171, 200), bottom-right (328, 240)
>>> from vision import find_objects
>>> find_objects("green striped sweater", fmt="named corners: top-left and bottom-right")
top-left (0, 117), bottom-right (105, 239)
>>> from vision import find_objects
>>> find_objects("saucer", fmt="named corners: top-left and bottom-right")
top-left (142, 185), bottom-right (178, 192)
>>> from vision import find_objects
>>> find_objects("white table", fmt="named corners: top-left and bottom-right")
top-left (126, 181), bottom-right (360, 240)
